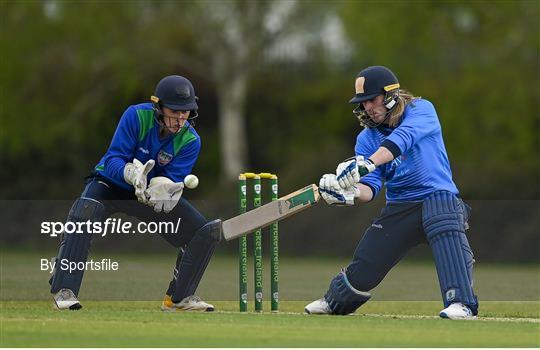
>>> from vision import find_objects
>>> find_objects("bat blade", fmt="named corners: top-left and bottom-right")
top-left (222, 184), bottom-right (320, 241)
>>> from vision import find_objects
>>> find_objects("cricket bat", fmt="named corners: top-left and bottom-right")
top-left (221, 184), bottom-right (320, 241)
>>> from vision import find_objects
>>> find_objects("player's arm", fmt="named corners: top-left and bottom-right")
top-left (355, 183), bottom-right (374, 203)
top-left (382, 99), bottom-right (439, 157)
top-left (101, 106), bottom-right (156, 201)
top-left (337, 145), bottom-right (394, 185)
top-left (335, 147), bottom-right (392, 192)
top-left (360, 101), bottom-right (439, 171)
top-left (102, 106), bottom-right (140, 181)
top-left (366, 146), bottom-right (394, 167)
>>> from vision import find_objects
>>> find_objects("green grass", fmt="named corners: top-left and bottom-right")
top-left (2, 251), bottom-right (539, 302)
top-left (1, 301), bottom-right (539, 347)
top-left (1, 251), bottom-right (539, 346)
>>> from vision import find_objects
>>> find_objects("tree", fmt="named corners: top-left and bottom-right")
top-left (156, 0), bottom-right (332, 178)
top-left (339, 0), bottom-right (540, 198)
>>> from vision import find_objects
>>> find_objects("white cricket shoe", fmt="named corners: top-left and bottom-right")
top-left (53, 288), bottom-right (82, 310)
top-left (305, 298), bottom-right (332, 314)
top-left (439, 302), bottom-right (476, 319)
top-left (161, 295), bottom-right (215, 312)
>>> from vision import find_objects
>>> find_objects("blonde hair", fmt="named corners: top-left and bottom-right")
top-left (386, 89), bottom-right (420, 127)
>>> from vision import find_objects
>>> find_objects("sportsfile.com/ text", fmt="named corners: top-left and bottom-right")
top-left (40, 217), bottom-right (182, 237)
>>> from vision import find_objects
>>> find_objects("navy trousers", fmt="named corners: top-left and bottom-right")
top-left (49, 173), bottom-right (207, 295)
top-left (345, 201), bottom-right (427, 291)
top-left (81, 173), bottom-right (207, 247)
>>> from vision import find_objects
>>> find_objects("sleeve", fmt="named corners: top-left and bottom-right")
top-left (162, 137), bottom-right (201, 183)
top-left (384, 99), bottom-right (440, 156)
top-left (102, 106), bottom-right (140, 183)
top-left (355, 130), bottom-right (383, 200)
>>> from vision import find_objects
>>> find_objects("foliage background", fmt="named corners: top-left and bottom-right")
top-left (1, 0), bottom-right (538, 262)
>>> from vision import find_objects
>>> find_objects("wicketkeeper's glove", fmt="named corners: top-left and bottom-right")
top-left (123, 159), bottom-right (155, 203)
top-left (144, 176), bottom-right (184, 213)
top-left (335, 155), bottom-right (376, 189)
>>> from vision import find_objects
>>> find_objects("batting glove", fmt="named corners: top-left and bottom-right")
top-left (124, 159), bottom-right (155, 203)
top-left (319, 174), bottom-right (358, 206)
top-left (145, 176), bottom-right (184, 213)
top-left (336, 155), bottom-right (376, 189)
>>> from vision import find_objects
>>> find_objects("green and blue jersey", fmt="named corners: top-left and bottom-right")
top-left (356, 98), bottom-right (458, 202)
top-left (94, 103), bottom-right (200, 190)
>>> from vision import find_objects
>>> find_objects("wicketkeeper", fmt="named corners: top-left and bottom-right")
top-left (50, 75), bottom-right (221, 311)
top-left (306, 66), bottom-right (478, 319)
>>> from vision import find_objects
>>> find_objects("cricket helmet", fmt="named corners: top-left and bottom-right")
top-left (151, 75), bottom-right (198, 111)
top-left (349, 66), bottom-right (400, 128)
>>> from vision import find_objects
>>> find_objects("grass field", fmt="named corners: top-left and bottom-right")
top-left (1, 251), bottom-right (539, 347)
top-left (2, 301), bottom-right (539, 347)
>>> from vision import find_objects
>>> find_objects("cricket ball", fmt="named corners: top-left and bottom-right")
top-left (184, 174), bottom-right (199, 189)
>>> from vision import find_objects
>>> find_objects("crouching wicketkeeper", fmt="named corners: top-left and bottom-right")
top-left (50, 75), bottom-right (220, 312)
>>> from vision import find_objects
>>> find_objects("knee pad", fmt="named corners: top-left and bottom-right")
top-left (196, 219), bottom-right (223, 243)
top-left (50, 197), bottom-right (105, 295)
top-left (423, 191), bottom-right (468, 240)
top-left (423, 191), bottom-right (478, 315)
top-left (172, 219), bottom-right (221, 301)
top-left (324, 269), bottom-right (371, 315)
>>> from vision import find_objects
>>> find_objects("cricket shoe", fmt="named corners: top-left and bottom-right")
top-left (305, 298), bottom-right (332, 314)
top-left (161, 295), bottom-right (214, 312)
top-left (53, 288), bottom-right (82, 310)
top-left (439, 302), bottom-right (476, 320)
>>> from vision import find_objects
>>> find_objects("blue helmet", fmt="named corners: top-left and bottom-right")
top-left (349, 66), bottom-right (400, 128)
top-left (349, 66), bottom-right (399, 105)
top-left (151, 75), bottom-right (198, 111)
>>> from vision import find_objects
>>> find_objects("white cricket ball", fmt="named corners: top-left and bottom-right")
top-left (184, 174), bottom-right (199, 189)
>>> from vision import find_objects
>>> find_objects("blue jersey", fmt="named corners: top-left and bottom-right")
top-left (355, 98), bottom-right (458, 202)
top-left (94, 103), bottom-right (201, 191)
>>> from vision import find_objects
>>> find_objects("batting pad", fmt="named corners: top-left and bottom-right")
top-left (172, 219), bottom-right (221, 301)
top-left (325, 269), bottom-right (371, 315)
top-left (166, 247), bottom-right (185, 297)
top-left (423, 191), bottom-right (478, 315)
top-left (50, 197), bottom-right (105, 295)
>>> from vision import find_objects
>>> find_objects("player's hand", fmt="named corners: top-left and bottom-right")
top-left (145, 176), bottom-right (184, 213)
top-left (123, 159), bottom-right (155, 203)
top-left (319, 174), bottom-right (358, 206)
top-left (336, 155), bottom-right (376, 189)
